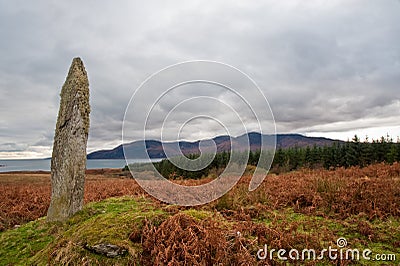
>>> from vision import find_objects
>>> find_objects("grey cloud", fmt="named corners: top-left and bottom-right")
top-left (0, 142), bottom-right (28, 152)
top-left (0, 0), bottom-right (399, 158)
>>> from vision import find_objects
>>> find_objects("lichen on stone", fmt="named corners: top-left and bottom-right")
top-left (47, 57), bottom-right (91, 222)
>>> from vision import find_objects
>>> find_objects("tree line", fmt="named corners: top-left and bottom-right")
top-left (271, 135), bottom-right (400, 172)
top-left (132, 135), bottom-right (400, 179)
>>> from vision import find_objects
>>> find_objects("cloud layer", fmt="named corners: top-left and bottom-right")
top-left (0, 0), bottom-right (399, 158)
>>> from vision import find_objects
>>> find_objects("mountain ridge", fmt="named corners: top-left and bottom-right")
top-left (87, 132), bottom-right (343, 159)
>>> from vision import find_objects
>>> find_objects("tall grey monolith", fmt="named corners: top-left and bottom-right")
top-left (47, 57), bottom-right (90, 222)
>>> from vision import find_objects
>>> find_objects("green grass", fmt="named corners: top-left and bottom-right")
top-left (0, 217), bottom-right (55, 265)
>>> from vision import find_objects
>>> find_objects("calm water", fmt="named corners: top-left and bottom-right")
top-left (0, 159), bottom-right (158, 172)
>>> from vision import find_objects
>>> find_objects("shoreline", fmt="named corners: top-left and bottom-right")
top-left (0, 158), bottom-right (129, 173)
top-left (0, 168), bottom-right (128, 175)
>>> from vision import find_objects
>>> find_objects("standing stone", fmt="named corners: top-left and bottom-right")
top-left (47, 58), bottom-right (90, 222)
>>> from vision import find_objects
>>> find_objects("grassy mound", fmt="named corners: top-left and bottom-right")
top-left (1, 165), bottom-right (400, 265)
top-left (1, 195), bottom-right (399, 265)
top-left (1, 196), bottom-right (163, 265)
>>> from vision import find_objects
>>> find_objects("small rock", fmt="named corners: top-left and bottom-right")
top-left (85, 243), bottom-right (127, 258)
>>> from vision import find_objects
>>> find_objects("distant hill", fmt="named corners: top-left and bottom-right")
top-left (87, 133), bottom-right (342, 160)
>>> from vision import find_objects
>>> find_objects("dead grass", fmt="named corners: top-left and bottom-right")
top-left (1, 163), bottom-right (399, 265)
top-left (210, 163), bottom-right (400, 221)
top-left (1, 163), bottom-right (400, 231)
top-left (0, 169), bottom-right (143, 231)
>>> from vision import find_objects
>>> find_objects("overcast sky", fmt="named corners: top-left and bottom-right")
top-left (0, 0), bottom-right (399, 159)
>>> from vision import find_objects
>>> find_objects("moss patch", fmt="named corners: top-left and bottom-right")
top-left (1, 196), bottom-right (165, 265)
top-left (0, 218), bottom-right (55, 265)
